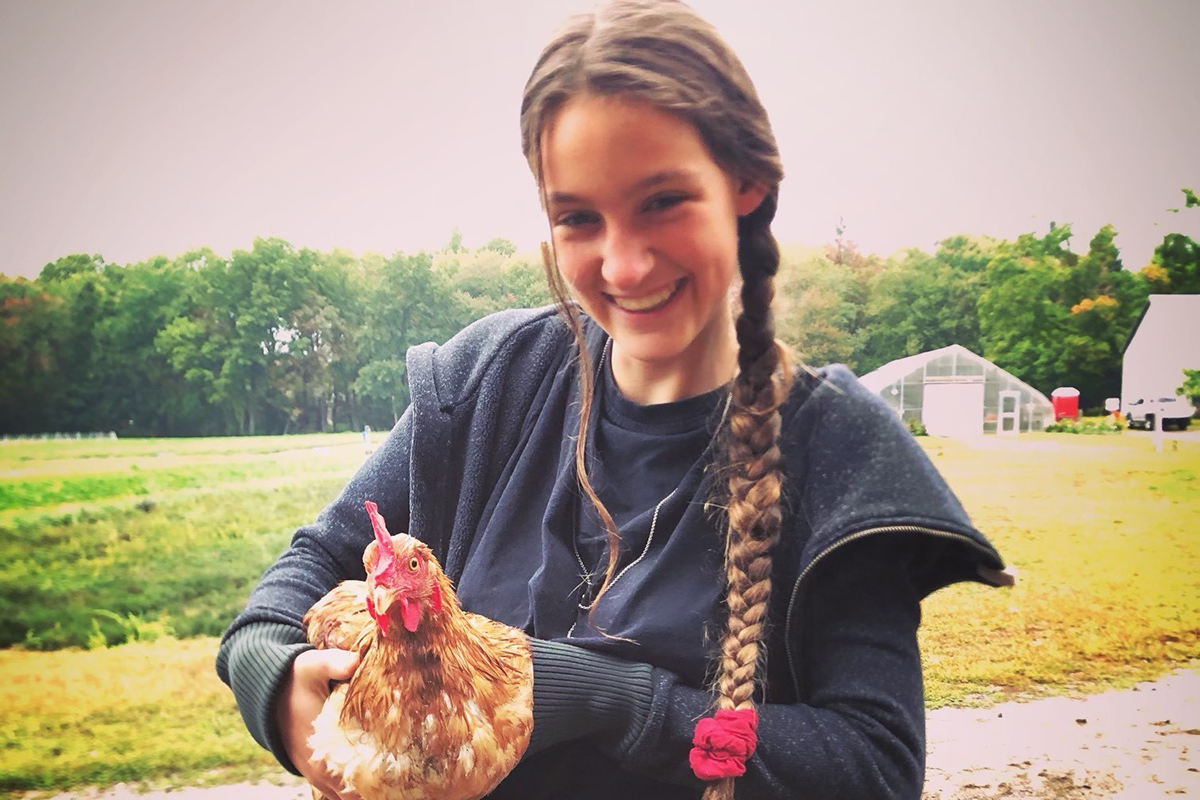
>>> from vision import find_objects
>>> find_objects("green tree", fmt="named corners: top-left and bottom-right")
top-left (1066, 227), bottom-right (1148, 405)
top-left (353, 250), bottom-right (465, 425)
top-left (977, 224), bottom-right (1144, 407)
top-left (311, 249), bottom-right (369, 431)
top-left (776, 244), bottom-right (876, 370)
top-left (857, 243), bottom-right (988, 373)
top-left (155, 238), bottom-right (316, 434)
top-left (33, 254), bottom-right (112, 430)
top-left (1143, 189), bottom-right (1200, 293)
top-left (481, 237), bottom-right (518, 256)
top-left (444, 247), bottom-right (552, 320)
top-left (1147, 234), bottom-right (1200, 294)
top-left (1178, 368), bottom-right (1200, 403)
top-left (272, 297), bottom-right (357, 433)
top-left (935, 234), bottom-right (995, 274)
top-left (91, 253), bottom-right (213, 434)
top-left (978, 227), bottom-right (1078, 392)
top-left (38, 253), bottom-right (105, 283)
top-left (0, 277), bottom-right (71, 433)
top-left (353, 358), bottom-right (408, 424)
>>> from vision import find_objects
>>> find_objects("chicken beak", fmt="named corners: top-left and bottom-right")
top-left (369, 587), bottom-right (421, 634)
top-left (370, 586), bottom-right (393, 634)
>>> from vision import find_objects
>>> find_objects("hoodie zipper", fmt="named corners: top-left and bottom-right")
top-left (784, 524), bottom-right (1006, 697)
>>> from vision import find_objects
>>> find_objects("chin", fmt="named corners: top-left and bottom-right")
top-left (612, 336), bottom-right (690, 366)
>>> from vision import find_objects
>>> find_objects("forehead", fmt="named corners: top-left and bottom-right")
top-left (374, 532), bottom-right (418, 560)
top-left (390, 533), bottom-right (423, 555)
top-left (540, 94), bottom-right (723, 197)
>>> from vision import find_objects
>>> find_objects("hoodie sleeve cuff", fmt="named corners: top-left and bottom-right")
top-left (526, 639), bottom-right (655, 757)
top-left (215, 622), bottom-right (314, 776)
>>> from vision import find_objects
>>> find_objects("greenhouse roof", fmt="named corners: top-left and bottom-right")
top-left (859, 344), bottom-right (1052, 407)
top-left (859, 344), bottom-right (966, 392)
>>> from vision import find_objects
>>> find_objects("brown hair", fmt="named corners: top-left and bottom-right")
top-left (522, 3), bottom-right (789, 796)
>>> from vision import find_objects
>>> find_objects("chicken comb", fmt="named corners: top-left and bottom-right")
top-left (364, 500), bottom-right (398, 581)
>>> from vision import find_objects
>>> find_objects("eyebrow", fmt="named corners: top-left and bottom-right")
top-left (545, 169), bottom-right (699, 206)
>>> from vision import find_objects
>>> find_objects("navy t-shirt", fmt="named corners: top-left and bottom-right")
top-left (456, 349), bottom-right (730, 688)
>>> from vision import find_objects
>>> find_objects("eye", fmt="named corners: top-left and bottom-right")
top-left (644, 193), bottom-right (687, 213)
top-left (408, 557), bottom-right (419, 571)
top-left (554, 210), bottom-right (600, 229)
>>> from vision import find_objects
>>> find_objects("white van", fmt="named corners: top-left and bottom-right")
top-left (1124, 397), bottom-right (1196, 430)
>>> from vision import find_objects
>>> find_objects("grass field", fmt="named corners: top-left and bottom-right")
top-left (0, 431), bottom-right (1197, 796)
top-left (0, 434), bottom-right (369, 651)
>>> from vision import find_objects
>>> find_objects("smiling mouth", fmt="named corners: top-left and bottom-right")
top-left (607, 279), bottom-right (686, 313)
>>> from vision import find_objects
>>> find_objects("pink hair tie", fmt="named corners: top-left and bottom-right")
top-left (689, 707), bottom-right (759, 781)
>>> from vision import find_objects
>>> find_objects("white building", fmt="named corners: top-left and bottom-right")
top-left (1121, 294), bottom-right (1200, 407)
top-left (860, 344), bottom-right (1053, 437)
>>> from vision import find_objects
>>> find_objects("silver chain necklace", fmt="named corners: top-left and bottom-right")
top-left (567, 338), bottom-right (732, 637)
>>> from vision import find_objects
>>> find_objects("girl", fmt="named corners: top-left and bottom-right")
top-left (217, 2), bottom-right (1010, 798)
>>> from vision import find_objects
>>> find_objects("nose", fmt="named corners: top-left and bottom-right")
top-left (600, 222), bottom-right (654, 291)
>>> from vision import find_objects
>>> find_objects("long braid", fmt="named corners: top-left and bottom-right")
top-left (704, 196), bottom-right (790, 800)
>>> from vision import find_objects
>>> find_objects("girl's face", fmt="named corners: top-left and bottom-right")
top-left (541, 93), bottom-right (765, 400)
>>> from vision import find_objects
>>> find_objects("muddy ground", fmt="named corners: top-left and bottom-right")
top-left (36, 667), bottom-right (1199, 800)
top-left (923, 668), bottom-right (1197, 798)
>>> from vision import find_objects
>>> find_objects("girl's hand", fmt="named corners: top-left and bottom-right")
top-left (276, 648), bottom-right (363, 800)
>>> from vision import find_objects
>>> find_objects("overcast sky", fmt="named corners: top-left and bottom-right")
top-left (1, 0), bottom-right (1197, 279)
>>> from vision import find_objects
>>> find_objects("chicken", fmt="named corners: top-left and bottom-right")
top-left (302, 500), bottom-right (533, 800)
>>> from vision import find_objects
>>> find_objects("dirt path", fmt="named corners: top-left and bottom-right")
top-left (34, 668), bottom-right (1199, 800)
top-left (923, 668), bottom-right (1198, 799)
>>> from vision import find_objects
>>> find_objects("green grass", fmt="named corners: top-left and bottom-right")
top-left (917, 433), bottom-right (1200, 706)
top-left (0, 430), bottom-right (1197, 796)
top-left (0, 638), bottom-right (281, 795)
top-left (0, 433), bottom-right (371, 649)
top-left (0, 460), bottom-right (319, 511)
top-left (1, 432), bottom-right (364, 464)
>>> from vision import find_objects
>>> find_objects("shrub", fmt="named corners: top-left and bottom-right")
top-left (1044, 418), bottom-right (1123, 434)
top-left (92, 610), bottom-right (176, 645)
top-left (906, 418), bottom-right (927, 437)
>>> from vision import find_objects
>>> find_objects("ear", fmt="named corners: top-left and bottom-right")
top-left (431, 580), bottom-right (443, 615)
top-left (734, 179), bottom-right (768, 218)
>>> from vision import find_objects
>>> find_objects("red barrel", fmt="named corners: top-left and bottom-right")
top-left (1051, 387), bottom-right (1080, 421)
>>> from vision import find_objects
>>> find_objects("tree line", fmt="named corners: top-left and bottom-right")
top-left (2, 215), bottom-right (1197, 437)
top-left (779, 222), bottom-right (1197, 407)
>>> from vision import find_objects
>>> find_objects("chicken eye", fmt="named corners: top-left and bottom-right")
top-left (408, 557), bottom-right (419, 571)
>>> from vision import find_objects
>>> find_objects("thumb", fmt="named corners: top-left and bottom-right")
top-left (321, 648), bottom-right (361, 681)
top-left (297, 648), bottom-right (360, 687)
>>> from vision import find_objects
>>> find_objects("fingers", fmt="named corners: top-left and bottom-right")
top-left (311, 777), bottom-right (364, 800)
top-left (278, 649), bottom-right (363, 800)
top-left (295, 647), bottom-right (360, 689)
top-left (304, 740), bottom-right (364, 800)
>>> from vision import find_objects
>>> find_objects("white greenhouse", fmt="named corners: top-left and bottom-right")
top-left (860, 344), bottom-right (1054, 437)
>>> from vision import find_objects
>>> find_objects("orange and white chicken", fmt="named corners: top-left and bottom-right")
top-left (302, 500), bottom-right (533, 800)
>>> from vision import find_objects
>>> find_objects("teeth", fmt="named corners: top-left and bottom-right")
top-left (611, 281), bottom-right (680, 312)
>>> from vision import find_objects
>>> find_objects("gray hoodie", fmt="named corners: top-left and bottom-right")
top-left (217, 306), bottom-right (1009, 799)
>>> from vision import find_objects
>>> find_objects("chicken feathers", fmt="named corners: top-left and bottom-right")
top-left (302, 501), bottom-right (533, 800)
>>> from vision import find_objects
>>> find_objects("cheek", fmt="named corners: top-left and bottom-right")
top-left (389, 573), bottom-right (416, 596)
top-left (550, 239), bottom-right (597, 291)
top-left (667, 217), bottom-right (738, 285)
